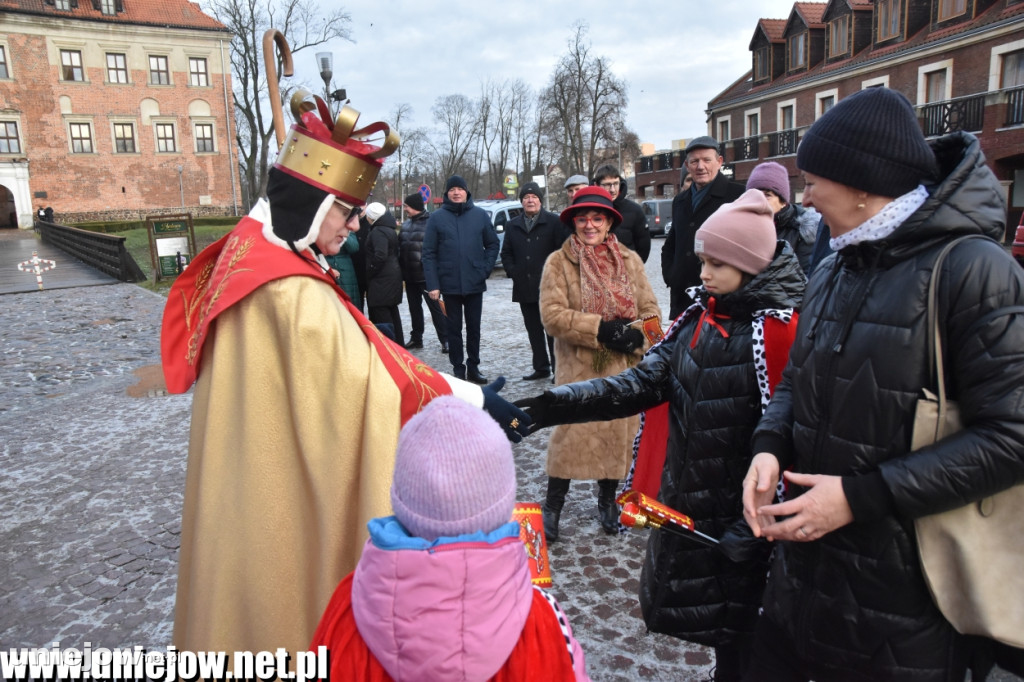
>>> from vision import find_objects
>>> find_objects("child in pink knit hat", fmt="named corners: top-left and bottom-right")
top-left (517, 189), bottom-right (806, 681)
top-left (311, 396), bottom-right (590, 681)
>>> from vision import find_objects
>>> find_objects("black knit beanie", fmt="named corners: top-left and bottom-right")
top-left (404, 192), bottom-right (425, 212)
top-left (797, 87), bottom-right (937, 197)
top-left (445, 175), bottom-right (469, 192)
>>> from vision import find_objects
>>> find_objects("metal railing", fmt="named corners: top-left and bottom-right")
top-left (920, 94), bottom-right (985, 136)
top-left (1006, 86), bottom-right (1024, 127)
top-left (735, 136), bottom-right (759, 161)
top-left (768, 129), bottom-right (799, 156)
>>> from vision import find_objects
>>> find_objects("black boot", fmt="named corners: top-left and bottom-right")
top-left (542, 477), bottom-right (570, 543)
top-left (597, 479), bottom-right (620, 535)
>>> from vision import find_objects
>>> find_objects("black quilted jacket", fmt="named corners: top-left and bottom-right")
top-left (537, 241), bottom-right (805, 647)
top-left (751, 132), bottom-right (1024, 680)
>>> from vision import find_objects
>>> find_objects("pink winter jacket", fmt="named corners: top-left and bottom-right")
top-left (350, 517), bottom-right (590, 681)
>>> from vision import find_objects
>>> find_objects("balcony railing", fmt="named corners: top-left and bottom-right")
top-left (768, 129), bottom-right (799, 156)
top-left (1006, 86), bottom-right (1024, 127)
top-left (735, 135), bottom-right (759, 161)
top-left (638, 157), bottom-right (654, 173)
top-left (920, 94), bottom-right (985, 137)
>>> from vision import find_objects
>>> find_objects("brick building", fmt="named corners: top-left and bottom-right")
top-left (635, 0), bottom-right (1024, 235)
top-left (0, 0), bottom-right (239, 228)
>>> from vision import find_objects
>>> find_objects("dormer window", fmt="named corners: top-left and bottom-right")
top-left (789, 33), bottom-right (807, 70)
top-left (754, 47), bottom-right (770, 80)
top-left (55, 0), bottom-right (71, 9)
top-left (829, 15), bottom-right (850, 57)
top-left (878, 0), bottom-right (901, 41)
top-left (937, 0), bottom-right (967, 21)
top-left (100, 0), bottom-right (115, 14)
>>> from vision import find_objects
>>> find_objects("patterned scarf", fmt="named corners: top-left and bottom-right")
top-left (569, 232), bottom-right (637, 322)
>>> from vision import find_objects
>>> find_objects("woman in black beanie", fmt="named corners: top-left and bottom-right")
top-left (741, 87), bottom-right (1024, 681)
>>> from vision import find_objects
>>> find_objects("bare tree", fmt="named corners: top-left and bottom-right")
top-left (478, 79), bottom-right (531, 197)
top-left (429, 94), bottom-right (479, 187)
top-left (540, 22), bottom-right (629, 181)
top-left (201, 0), bottom-right (353, 211)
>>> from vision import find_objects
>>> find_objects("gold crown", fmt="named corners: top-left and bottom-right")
top-left (263, 29), bottom-right (397, 207)
top-left (273, 92), bottom-right (398, 206)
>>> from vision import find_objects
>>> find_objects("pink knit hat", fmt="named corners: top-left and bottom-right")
top-left (390, 396), bottom-right (517, 541)
top-left (694, 189), bottom-right (778, 275)
top-left (745, 161), bottom-right (791, 203)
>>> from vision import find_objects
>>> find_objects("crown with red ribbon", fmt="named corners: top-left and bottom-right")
top-left (264, 30), bottom-right (398, 208)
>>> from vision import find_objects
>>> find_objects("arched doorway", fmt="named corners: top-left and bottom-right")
top-left (0, 184), bottom-right (15, 228)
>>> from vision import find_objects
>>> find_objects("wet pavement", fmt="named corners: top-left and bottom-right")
top-left (1, 234), bottom-right (1018, 681)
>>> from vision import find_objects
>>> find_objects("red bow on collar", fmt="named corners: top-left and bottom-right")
top-left (690, 297), bottom-right (731, 349)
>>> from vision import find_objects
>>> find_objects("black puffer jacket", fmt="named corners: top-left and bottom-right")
top-left (399, 211), bottom-right (429, 284)
top-left (499, 209), bottom-right (566, 303)
top-left (365, 210), bottom-right (403, 307)
top-left (752, 132), bottom-right (1024, 680)
top-left (535, 241), bottom-right (805, 647)
top-left (774, 203), bottom-right (818, 275)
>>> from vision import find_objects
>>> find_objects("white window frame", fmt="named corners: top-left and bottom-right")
top-left (745, 107), bottom-right (761, 137)
top-left (0, 40), bottom-right (12, 80)
top-left (0, 117), bottom-right (24, 155)
top-left (188, 57), bottom-right (209, 88)
top-left (110, 118), bottom-right (138, 154)
top-left (153, 119), bottom-right (178, 153)
top-left (66, 118), bottom-right (96, 154)
top-left (776, 98), bottom-right (797, 131)
top-left (917, 59), bottom-right (954, 104)
top-left (192, 119), bottom-right (216, 153)
top-left (816, 88), bottom-right (839, 119)
top-left (716, 116), bottom-right (731, 142)
top-left (989, 39), bottom-right (1024, 91)
top-left (862, 75), bottom-right (890, 89)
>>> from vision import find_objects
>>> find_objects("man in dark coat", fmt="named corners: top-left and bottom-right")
top-left (499, 182), bottom-right (566, 381)
top-left (662, 136), bottom-right (745, 318)
top-left (422, 175), bottom-right (499, 384)
top-left (592, 165), bottom-right (651, 263)
top-left (364, 202), bottom-right (404, 346)
top-left (399, 193), bottom-right (447, 352)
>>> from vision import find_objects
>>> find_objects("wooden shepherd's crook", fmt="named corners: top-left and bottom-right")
top-left (263, 29), bottom-right (294, 148)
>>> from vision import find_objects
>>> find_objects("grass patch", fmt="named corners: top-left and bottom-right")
top-left (122, 222), bottom-right (237, 294)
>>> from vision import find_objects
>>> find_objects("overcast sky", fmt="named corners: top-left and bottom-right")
top-left (285, 1), bottom-right (801, 153)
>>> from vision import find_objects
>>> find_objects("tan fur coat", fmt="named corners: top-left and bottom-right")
top-left (539, 238), bottom-right (662, 479)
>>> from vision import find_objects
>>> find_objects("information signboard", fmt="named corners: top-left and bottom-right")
top-left (146, 213), bottom-right (196, 282)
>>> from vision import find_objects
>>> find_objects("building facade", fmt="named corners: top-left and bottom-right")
top-left (635, 0), bottom-right (1024, 236)
top-left (0, 0), bottom-right (239, 228)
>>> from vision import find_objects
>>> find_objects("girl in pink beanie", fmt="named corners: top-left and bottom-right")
top-left (517, 189), bottom-right (806, 681)
top-left (311, 396), bottom-right (590, 681)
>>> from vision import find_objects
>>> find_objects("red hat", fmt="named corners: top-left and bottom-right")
top-left (559, 186), bottom-right (623, 228)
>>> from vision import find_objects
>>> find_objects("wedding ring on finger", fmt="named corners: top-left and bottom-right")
top-left (798, 527), bottom-right (809, 537)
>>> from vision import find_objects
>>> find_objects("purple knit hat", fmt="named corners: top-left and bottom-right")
top-left (745, 161), bottom-right (791, 203)
top-left (694, 189), bottom-right (777, 275)
top-left (390, 396), bottom-right (516, 541)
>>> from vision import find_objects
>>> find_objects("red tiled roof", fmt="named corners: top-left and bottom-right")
top-left (793, 2), bottom-right (828, 28)
top-left (760, 19), bottom-right (788, 42)
top-left (0, 0), bottom-right (227, 31)
top-left (713, 1), bottom-right (1024, 109)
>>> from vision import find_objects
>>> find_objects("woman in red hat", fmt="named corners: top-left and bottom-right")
top-left (537, 186), bottom-right (661, 542)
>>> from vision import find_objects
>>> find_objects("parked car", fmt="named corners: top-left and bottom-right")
top-left (641, 199), bottom-right (673, 238)
top-left (475, 199), bottom-right (523, 269)
top-left (1014, 212), bottom-right (1024, 267)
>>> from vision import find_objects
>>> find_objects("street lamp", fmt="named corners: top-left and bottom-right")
top-left (316, 52), bottom-right (347, 119)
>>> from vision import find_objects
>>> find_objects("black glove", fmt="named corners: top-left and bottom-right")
top-left (481, 376), bottom-right (532, 443)
top-left (513, 392), bottom-right (554, 433)
top-left (597, 319), bottom-right (644, 354)
top-left (718, 518), bottom-right (771, 563)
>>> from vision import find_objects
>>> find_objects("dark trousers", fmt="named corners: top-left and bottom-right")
top-left (368, 304), bottom-right (405, 347)
top-left (443, 292), bottom-right (483, 375)
top-left (520, 301), bottom-right (554, 372)
top-left (669, 286), bottom-right (689, 321)
top-left (406, 281), bottom-right (447, 346)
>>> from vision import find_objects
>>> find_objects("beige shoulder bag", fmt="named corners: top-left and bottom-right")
top-left (912, 235), bottom-right (1024, 649)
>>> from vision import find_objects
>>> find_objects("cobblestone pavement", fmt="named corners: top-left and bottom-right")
top-left (1, 237), bottom-right (1017, 681)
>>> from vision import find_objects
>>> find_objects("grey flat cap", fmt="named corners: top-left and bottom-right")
top-left (684, 136), bottom-right (721, 155)
top-left (563, 174), bottom-right (589, 189)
